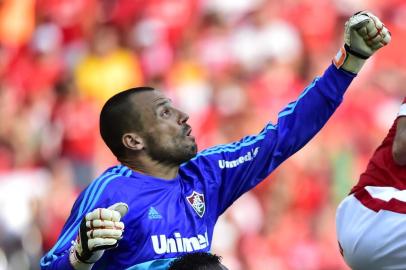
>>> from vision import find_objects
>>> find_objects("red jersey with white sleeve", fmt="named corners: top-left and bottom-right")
top-left (350, 97), bottom-right (406, 213)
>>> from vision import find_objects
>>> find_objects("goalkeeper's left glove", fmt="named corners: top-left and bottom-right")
top-left (333, 11), bottom-right (391, 74)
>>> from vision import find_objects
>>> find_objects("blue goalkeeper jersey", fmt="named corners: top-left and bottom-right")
top-left (40, 65), bottom-right (355, 270)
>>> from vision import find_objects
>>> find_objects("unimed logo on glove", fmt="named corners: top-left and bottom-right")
top-left (151, 232), bottom-right (209, 254)
top-left (218, 147), bottom-right (259, 169)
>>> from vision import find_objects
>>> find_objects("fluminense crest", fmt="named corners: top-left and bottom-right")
top-left (186, 191), bottom-right (205, 218)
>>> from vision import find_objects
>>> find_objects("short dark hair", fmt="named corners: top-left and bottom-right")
top-left (99, 87), bottom-right (154, 157)
top-left (168, 252), bottom-right (224, 270)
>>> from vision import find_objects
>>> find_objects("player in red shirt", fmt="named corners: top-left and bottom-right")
top-left (336, 97), bottom-right (406, 270)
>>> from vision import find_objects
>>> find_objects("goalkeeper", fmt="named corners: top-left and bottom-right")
top-left (40, 11), bottom-right (390, 270)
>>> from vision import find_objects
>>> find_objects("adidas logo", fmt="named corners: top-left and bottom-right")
top-left (148, 207), bottom-right (162, 220)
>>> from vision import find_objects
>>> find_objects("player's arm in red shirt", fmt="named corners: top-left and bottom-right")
top-left (393, 98), bottom-right (406, 166)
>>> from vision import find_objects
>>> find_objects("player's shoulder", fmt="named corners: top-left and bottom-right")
top-left (180, 150), bottom-right (222, 175)
top-left (182, 137), bottom-right (263, 168)
top-left (78, 165), bottom-right (133, 203)
top-left (178, 151), bottom-right (225, 188)
top-left (183, 142), bottom-right (239, 168)
top-left (91, 164), bottom-right (132, 187)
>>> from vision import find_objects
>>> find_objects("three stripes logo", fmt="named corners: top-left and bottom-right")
top-left (148, 207), bottom-right (162, 220)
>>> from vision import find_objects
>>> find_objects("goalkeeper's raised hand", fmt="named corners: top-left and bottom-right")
top-left (69, 203), bottom-right (129, 270)
top-left (333, 11), bottom-right (391, 74)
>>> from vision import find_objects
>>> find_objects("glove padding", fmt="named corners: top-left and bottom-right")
top-left (69, 203), bottom-right (129, 269)
top-left (334, 11), bottom-right (391, 73)
top-left (344, 11), bottom-right (391, 59)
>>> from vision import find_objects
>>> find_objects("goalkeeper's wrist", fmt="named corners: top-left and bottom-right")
top-left (69, 246), bottom-right (100, 270)
top-left (333, 46), bottom-right (367, 74)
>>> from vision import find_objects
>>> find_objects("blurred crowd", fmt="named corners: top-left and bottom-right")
top-left (0, 0), bottom-right (405, 269)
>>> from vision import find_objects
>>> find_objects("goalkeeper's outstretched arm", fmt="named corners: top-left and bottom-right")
top-left (200, 11), bottom-right (391, 214)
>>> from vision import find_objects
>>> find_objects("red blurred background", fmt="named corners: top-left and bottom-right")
top-left (0, 0), bottom-right (405, 269)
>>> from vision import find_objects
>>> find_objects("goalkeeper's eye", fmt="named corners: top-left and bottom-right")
top-left (161, 108), bottom-right (171, 118)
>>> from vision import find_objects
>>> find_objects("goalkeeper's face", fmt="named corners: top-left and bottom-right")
top-left (135, 90), bottom-right (197, 165)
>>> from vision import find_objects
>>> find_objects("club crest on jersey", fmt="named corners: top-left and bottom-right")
top-left (186, 191), bottom-right (205, 218)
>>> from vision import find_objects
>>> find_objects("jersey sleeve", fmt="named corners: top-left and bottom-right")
top-left (188, 64), bottom-right (356, 216)
top-left (40, 166), bottom-right (132, 269)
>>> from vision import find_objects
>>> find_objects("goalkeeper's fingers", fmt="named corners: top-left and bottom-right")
top-left (87, 227), bottom-right (123, 239)
top-left (108, 202), bottom-right (129, 218)
top-left (85, 221), bottom-right (124, 248)
top-left (88, 238), bottom-right (119, 251)
top-left (86, 219), bottom-right (125, 229)
top-left (347, 12), bottom-right (370, 30)
top-left (357, 13), bottom-right (391, 47)
top-left (85, 202), bottom-right (129, 222)
top-left (81, 203), bottom-right (128, 254)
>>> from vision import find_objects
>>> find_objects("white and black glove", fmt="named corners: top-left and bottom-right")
top-left (69, 203), bottom-right (129, 270)
top-left (333, 11), bottom-right (391, 74)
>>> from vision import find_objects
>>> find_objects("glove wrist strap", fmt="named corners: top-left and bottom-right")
top-left (75, 250), bottom-right (99, 264)
top-left (344, 44), bottom-right (369, 60)
top-left (333, 46), bottom-right (366, 74)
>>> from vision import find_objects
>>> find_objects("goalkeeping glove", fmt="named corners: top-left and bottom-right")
top-left (69, 203), bottom-right (129, 270)
top-left (333, 11), bottom-right (391, 74)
